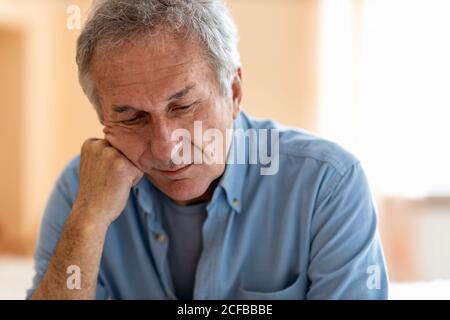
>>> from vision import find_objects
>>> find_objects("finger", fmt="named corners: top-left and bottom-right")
top-left (95, 138), bottom-right (111, 147)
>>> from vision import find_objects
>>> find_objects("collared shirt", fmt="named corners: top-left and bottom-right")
top-left (27, 111), bottom-right (389, 299)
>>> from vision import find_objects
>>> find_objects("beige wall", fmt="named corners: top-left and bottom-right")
top-left (0, 28), bottom-right (23, 252)
top-left (0, 0), bottom-right (319, 254)
top-left (0, 0), bottom-right (102, 253)
top-left (229, 0), bottom-right (319, 130)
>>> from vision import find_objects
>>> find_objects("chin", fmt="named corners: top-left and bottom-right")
top-left (156, 176), bottom-right (212, 203)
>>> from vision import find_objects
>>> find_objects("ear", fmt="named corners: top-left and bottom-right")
top-left (230, 67), bottom-right (243, 120)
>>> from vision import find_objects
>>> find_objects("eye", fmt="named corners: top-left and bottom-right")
top-left (120, 113), bottom-right (146, 126)
top-left (172, 103), bottom-right (195, 112)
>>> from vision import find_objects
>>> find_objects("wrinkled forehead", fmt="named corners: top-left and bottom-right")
top-left (90, 31), bottom-right (216, 109)
top-left (91, 31), bottom-right (209, 86)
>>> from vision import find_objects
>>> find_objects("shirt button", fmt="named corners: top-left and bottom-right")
top-left (232, 198), bottom-right (240, 206)
top-left (155, 233), bottom-right (166, 243)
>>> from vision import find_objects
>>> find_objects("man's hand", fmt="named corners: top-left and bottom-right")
top-left (32, 139), bottom-right (143, 299)
top-left (73, 138), bottom-right (143, 228)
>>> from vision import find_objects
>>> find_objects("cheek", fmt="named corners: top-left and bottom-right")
top-left (105, 130), bottom-right (148, 166)
top-left (210, 99), bottom-right (234, 128)
top-left (198, 100), bottom-right (231, 131)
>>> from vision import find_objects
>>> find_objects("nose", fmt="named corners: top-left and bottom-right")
top-left (146, 117), bottom-right (181, 165)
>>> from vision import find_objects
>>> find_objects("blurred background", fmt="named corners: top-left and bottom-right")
top-left (0, 0), bottom-right (449, 299)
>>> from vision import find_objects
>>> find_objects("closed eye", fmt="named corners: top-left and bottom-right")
top-left (172, 103), bottom-right (194, 112)
top-left (120, 113), bottom-right (146, 126)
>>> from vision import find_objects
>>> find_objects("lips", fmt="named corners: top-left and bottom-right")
top-left (155, 164), bottom-right (193, 177)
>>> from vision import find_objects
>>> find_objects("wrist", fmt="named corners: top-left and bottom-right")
top-left (70, 199), bottom-right (111, 234)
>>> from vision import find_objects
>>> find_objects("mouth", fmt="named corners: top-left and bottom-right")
top-left (155, 164), bottom-right (193, 178)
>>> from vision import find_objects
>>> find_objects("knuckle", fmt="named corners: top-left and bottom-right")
top-left (81, 138), bottom-right (103, 153)
top-left (81, 139), bottom-right (95, 153)
top-left (112, 157), bottom-right (127, 171)
top-left (102, 146), bottom-right (115, 157)
top-left (103, 147), bottom-right (122, 162)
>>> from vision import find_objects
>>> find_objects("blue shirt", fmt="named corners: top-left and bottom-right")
top-left (27, 111), bottom-right (389, 299)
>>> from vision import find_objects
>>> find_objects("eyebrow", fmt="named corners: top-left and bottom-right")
top-left (111, 84), bottom-right (196, 114)
top-left (112, 105), bottom-right (136, 113)
top-left (166, 84), bottom-right (195, 101)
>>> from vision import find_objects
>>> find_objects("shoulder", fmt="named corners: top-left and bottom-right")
top-left (242, 112), bottom-right (359, 176)
top-left (41, 155), bottom-right (81, 221)
top-left (54, 155), bottom-right (81, 202)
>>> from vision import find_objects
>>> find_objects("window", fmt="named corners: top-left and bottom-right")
top-left (320, 0), bottom-right (450, 198)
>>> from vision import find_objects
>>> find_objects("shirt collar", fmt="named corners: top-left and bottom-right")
top-left (133, 175), bottom-right (158, 220)
top-left (213, 112), bottom-right (249, 214)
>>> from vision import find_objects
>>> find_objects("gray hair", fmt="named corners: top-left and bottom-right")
top-left (76, 0), bottom-right (241, 119)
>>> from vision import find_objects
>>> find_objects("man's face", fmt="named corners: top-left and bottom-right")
top-left (91, 31), bottom-right (241, 205)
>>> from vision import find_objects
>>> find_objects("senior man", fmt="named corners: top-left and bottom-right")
top-left (28, 0), bottom-right (388, 300)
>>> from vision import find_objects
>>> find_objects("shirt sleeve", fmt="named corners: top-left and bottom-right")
top-left (25, 158), bottom-right (109, 300)
top-left (306, 161), bottom-right (389, 299)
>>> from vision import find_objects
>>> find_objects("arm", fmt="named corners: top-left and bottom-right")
top-left (306, 162), bottom-right (389, 299)
top-left (31, 139), bottom-right (142, 300)
top-left (31, 203), bottom-right (108, 299)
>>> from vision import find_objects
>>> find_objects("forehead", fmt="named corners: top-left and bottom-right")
top-left (90, 31), bottom-right (213, 103)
